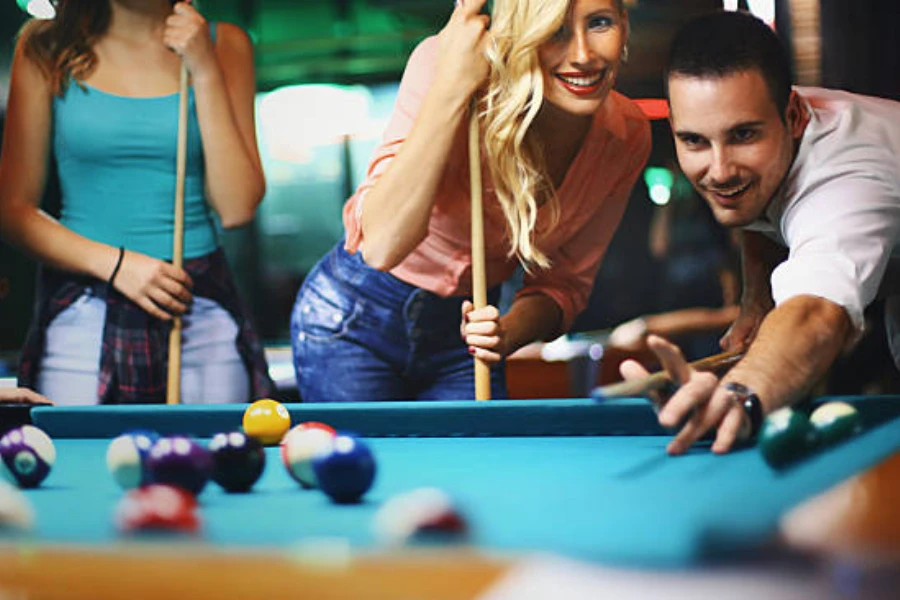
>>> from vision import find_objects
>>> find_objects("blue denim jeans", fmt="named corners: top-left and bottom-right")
top-left (291, 244), bottom-right (508, 401)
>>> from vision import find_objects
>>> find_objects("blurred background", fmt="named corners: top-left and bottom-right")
top-left (1, 0), bottom-right (898, 388)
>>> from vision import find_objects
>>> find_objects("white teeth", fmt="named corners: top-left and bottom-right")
top-left (712, 182), bottom-right (750, 197)
top-left (558, 73), bottom-right (603, 87)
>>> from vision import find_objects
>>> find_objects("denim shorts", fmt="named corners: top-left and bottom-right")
top-left (290, 244), bottom-right (508, 401)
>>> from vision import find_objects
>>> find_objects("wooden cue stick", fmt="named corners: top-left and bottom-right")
top-left (468, 100), bottom-right (490, 401)
top-left (593, 349), bottom-right (744, 400)
top-left (166, 64), bottom-right (190, 406)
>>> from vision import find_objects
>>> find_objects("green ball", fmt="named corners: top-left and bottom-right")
top-left (809, 401), bottom-right (862, 446)
top-left (758, 407), bottom-right (817, 468)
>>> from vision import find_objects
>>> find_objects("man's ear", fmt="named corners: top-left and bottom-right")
top-left (785, 90), bottom-right (806, 140)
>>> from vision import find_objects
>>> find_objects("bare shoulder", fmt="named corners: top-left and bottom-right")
top-left (213, 22), bottom-right (254, 57)
top-left (10, 20), bottom-right (54, 86)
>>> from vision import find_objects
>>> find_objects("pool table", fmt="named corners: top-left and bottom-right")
top-left (0, 396), bottom-right (899, 598)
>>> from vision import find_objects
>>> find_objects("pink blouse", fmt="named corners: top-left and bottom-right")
top-left (343, 37), bottom-right (651, 332)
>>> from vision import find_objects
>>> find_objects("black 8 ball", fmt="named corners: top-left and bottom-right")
top-left (209, 431), bottom-right (266, 493)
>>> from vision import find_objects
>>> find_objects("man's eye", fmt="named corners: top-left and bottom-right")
top-left (732, 129), bottom-right (757, 142)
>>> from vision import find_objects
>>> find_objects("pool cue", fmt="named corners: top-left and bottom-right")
top-left (166, 63), bottom-right (189, 406)
top-left (468, 99), bottom-right (490, 401)
top-left (592, 349), bottom-right (744, 400)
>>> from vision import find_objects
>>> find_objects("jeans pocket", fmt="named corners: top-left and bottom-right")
top-left (48, 289), bottom-right (97, 328)
top-left (295, 277), bottom-right (363, 343)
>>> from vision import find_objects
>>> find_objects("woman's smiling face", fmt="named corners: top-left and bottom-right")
top-left (537, 0), bottom-right (627, 117)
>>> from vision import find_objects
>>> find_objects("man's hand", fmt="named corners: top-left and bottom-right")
top-left (620, 335), bottom-right (750, 455)
top-left (0, 387), bottom-right (53, 405)
top-left (720, 302), bottom-right (768, 352)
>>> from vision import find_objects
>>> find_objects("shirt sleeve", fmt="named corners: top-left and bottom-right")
top-left (771, 173), bottom-right (900, 333)
top-left (516, 120), bottom-right (652, 335)
top-left (343, 37), bottom-right (439, 254)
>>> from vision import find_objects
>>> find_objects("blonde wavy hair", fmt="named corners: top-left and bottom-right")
top-left (482, 0), bottom-right (623, 271)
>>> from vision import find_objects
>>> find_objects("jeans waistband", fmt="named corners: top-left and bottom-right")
top-left (326, 244), bottom-right (500, 325)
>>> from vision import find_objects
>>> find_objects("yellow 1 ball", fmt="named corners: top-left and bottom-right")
top-left (243, 399), bottom-right (291, 446)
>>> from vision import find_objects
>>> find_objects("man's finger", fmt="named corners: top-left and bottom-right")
top-left (619, 359), bottom-right (651, 381)
top-left (712, 405), bottom-right (746, 454)
top-left (657, 371), bottom-right (717, 429)
top-left (646, 335), bottom-right (693, 385)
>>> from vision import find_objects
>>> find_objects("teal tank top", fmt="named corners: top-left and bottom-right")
top-left (53, 31), bottom-right (219, 260)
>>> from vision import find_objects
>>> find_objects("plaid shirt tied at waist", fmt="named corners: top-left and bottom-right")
top-left (18, 248), bottom-right (276, 404)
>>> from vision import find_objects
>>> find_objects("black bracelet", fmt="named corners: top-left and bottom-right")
top-left (107, 246), bottom-right (125, 289)
top-left (723, 382), bottom-right (764, 439)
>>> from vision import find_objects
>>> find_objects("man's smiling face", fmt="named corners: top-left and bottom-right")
top-left (668, 68), bottom-right (804, 227)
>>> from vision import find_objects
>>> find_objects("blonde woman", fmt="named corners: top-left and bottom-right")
top-left (291, 0), bottom-right (650, 401)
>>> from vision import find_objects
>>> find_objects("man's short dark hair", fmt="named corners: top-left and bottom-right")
top-left (665, 11), bottom-right (793, 116)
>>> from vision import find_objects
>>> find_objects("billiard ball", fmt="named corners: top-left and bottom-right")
top-left (810, 401), bottom-right (862, 447)
top-left (0, 425), bottom-right (56, 488)
top-left (106, 430), bottom-right (159, 490)
top-left (312, 434), bottom-right (376, 504)
top-left (280, 422), bottom-right (336, 488)
top-left (146, 436), bottom-right (213, 496)
top-left (758, 407), bottom-right (817, 468)
top-left (373, 488), bottom-right (467, 546)
top-left (243, 399), bottom-right (291, 446)
top-left (209, 431), bottom-right (266, 493)
top-left (114, 484), bottom-right (200, 534)
top-left (0, 481), bottom-right (35, 531)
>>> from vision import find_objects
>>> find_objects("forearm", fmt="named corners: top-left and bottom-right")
top-left (360, 81), bottom-right (471, 271)
top-left (722, 295), bottom-right (853, 412)
top-left (499, 294), bottom-right (563, 357)
top-left (0, 204), bottom-right (118, 281)
top-left (192, 67), bottom-right (264, 227)
top-left (644, 305), bottom-right (740, 338)
top-left (740, 230), bottom-right (785, 309)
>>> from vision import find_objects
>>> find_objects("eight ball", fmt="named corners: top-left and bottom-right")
top-left (209, 431), bottom-right (266, 493)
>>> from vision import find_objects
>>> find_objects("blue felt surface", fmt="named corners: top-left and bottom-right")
top-left (17, 397), bottom-right (900, 567)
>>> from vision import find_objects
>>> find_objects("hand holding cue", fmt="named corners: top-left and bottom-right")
top-left (592, 349), bottom-right (744, 400)
top-left (468, 99), bottom-right (490, 401)
top-left (166, 63), bottom-right (190, 406)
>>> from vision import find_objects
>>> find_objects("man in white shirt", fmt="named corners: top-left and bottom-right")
top-left (621, 10), bottom-right (900, 455)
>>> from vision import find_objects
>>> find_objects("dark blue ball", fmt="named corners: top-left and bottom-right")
top-left (312, 434), bottom-right (376, 504)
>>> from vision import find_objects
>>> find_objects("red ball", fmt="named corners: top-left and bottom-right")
top-left (114, 484), bottom-right (200, 534)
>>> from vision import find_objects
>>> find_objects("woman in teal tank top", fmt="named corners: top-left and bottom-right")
top-left (0, 0), bottom-right (274, 404)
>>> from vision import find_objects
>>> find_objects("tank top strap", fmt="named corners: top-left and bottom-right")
top-left (210, 21), bottom-right (217, 43)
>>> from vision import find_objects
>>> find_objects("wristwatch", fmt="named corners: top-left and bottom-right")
top-left (723, 382), bottom-right (764, 439)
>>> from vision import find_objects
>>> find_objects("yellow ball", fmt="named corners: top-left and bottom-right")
top-left (243, 399), bottom-right (291, 446)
